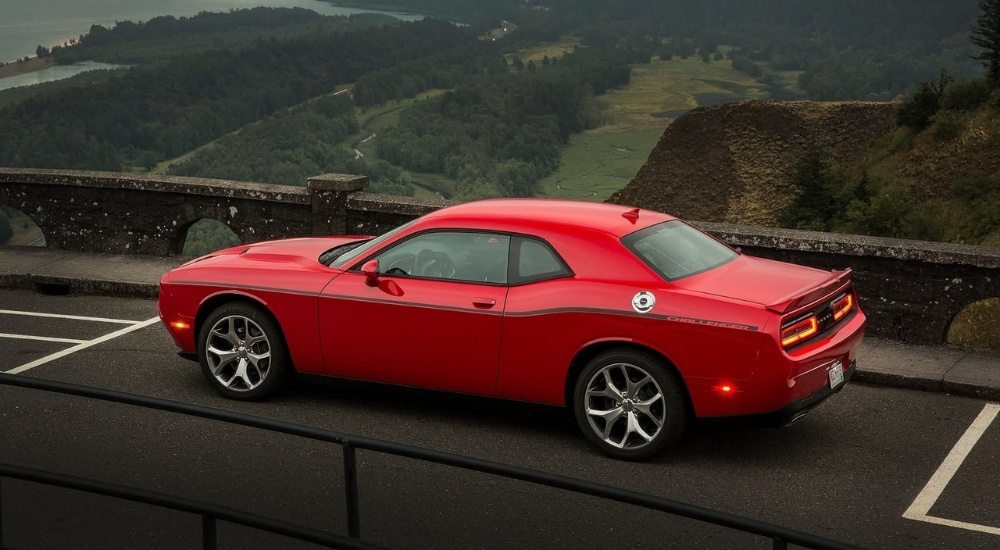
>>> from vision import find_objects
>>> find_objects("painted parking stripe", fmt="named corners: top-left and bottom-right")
top-left (0, 309), bottom-right (140, 325)
top-left (0, 333), bottom-right (88, 344)
top-left (4, 317), bottom-right (161, 375)
top-left (903, 403), bottom-right (1000, 535)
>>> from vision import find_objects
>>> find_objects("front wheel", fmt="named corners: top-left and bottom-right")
top-left (197, 302), bottom-right (289, 400)
top-left (572, 349), bottom-right (688, 460)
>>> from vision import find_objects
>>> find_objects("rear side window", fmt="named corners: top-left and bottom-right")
top-left (511, 237), bottom-right (571, 284)
top-left (622, 220), bottom-right (737, 281)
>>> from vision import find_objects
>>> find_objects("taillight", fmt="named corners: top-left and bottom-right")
top-left (781, 316), bottom-right (818, 347)
top-left (832, 293), bottom-right (853, 321)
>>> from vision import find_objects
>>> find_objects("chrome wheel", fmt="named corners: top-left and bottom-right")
top-left (198, 302), bottom-right (288, 400)
top-left (573, 349), bottom-right (688, 460)
top-left (584, 362), bottom-right (665, 451)
top-left (205, 314), bottom-right (272, 392)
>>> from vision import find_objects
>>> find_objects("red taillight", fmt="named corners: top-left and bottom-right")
top-left (832, 293), bottom-right (853, 321)
top-left (781, 316), bottom-right (818, 347)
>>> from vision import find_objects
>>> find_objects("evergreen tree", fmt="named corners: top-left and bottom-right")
top-left (971, 0), bottom-right (1000, 88)
top-left (778, 144), bottom-right (837, 231)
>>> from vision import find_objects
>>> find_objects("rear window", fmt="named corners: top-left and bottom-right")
top-left (622, 220), bottom-right (737, 281)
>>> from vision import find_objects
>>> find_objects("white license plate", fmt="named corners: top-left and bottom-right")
top-left (828, 361), bottom-right (845, 389)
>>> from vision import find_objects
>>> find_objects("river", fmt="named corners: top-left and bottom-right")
top-left (0, 0), bottom-right (422, 65)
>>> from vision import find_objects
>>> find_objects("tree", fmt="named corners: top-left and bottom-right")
top-left (896, 70), bottom-right (952, 130)
top-left (971, 0), bottom-right (1000, 88)
top-left (778, 144), bottom-right (837, 231)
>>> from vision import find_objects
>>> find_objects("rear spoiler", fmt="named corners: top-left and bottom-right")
top-left (765, 268), bottom-right (853, 314)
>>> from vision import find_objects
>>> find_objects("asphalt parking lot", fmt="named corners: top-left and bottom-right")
top-left (1, 288), bottom-right (998, 550)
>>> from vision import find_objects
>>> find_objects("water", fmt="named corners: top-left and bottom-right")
top-left (0, 60), bottom-right (124, 91)
top-left (0, 0), bottom-right (422, 64)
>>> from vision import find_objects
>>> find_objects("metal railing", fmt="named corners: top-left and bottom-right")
top-left (0, 373), bottom-right (866, 550)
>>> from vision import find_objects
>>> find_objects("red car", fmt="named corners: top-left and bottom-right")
top-left (158, 199), bottom-right (866, 460)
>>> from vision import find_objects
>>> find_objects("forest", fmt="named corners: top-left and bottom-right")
top-left (0, 16), bottom-right (476, 171)
top-left (375, 45), bottom-right (636, 198)
top-left (345, 0), bottom-right (983, 99)
top-left (167, 93), bottom-right (417, 196)
top-left (39, 8), bottom-right (389, 64)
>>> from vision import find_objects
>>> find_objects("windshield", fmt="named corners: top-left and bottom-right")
top-left (325, 220), bottom-right (417, 268)
top-left (622, 220), bottom-right (738, 281)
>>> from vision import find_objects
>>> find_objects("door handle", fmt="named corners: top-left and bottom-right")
top-left (472, 297), bottom-right (496, 308)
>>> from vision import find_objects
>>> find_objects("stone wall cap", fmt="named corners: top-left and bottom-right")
top-left (307, 173), bottom-right (369, 192)
top-left (348, 192), bottom-right (456, 216)
top-left (695, 220), bottom-right (1000, 269)
top-left (0, 168), bottom-right (310, 203)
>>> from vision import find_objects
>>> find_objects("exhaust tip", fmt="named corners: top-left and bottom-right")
top-left (785, 412), bottom-right (808, 426)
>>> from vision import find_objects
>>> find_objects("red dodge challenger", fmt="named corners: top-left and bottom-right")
top-left (158, 199), bottom-right (866, 460)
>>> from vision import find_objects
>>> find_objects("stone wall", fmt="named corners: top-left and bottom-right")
top-left (0, 169), bottom-right (367, 255)
top-left (2, 168), bottom-right (998, 345)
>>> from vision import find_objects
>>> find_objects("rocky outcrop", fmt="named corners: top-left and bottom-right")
top-left (609, 100), bottom-right (897, 225)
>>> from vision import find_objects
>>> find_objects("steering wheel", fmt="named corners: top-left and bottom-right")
top-left (385, 267), bottom-right (408, 275)
top-left (425, 253), bottom-right (455, 278)
top-left (416, 249), bottom-right (455, 279)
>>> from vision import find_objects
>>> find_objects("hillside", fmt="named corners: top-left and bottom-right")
top-left (609, 100), bottom-right (897, 225)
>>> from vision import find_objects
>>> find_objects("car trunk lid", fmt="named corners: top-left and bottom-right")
top-left (672, 255), bottom-right (852, 313)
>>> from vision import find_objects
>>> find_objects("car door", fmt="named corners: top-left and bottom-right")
top-left (318, 230), bottom-right (510, 396)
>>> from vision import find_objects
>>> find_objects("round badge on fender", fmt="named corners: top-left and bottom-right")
top-left (632, 291), bottom-right (655, 313)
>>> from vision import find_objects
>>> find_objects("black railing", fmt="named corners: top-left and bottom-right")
top-left (0, 373), bottom-right (867, 550)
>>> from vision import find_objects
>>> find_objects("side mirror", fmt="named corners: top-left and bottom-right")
top-left (361, 259), bottom-right (379, 287)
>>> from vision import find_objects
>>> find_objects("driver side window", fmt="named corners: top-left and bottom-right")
top-left (375, 231), bottom-right (511, 284)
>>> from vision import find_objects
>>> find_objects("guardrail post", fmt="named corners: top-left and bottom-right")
top-left (342, 443), bottom-right (361, 539)
top-left (0, 476), bottom-right (5, 547)
top-left (202, 514), bottom-right (217, 550)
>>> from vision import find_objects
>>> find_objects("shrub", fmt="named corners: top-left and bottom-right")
top-left (896, 82), bottom-right (941, 130)
top-left (940, 78), bottom-right (993, 111)
top-left (931, 110), bottom-right (964, 140)
top-left (951, 173), bottom-right (1000, 243)
top-left (896, 70), bottom-right (952, 130)
top-left (844, 185), bottom-right (914, 238)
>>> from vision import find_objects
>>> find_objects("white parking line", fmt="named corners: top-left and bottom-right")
top-left (903, 403), bottom-right (1000, 535)
top-left (4, 317), bottom-right (161, 375)
top-left (0, 309), bottom-right (141, 324)
top-left (0, 333), bottom-right (88, 344)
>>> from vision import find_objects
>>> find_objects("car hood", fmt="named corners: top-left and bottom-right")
top-left (182, 237), bottom-right (363, 267)
top-left (671, 255), bottom-right (851, 313)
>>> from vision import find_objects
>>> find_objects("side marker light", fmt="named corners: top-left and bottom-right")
top-left (716, 384), bottom-right (736, 395)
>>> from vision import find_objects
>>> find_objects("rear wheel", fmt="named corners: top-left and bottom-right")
top-left (573, 349), bottom-right (688, 460)
top-left (197, 302), bottom-right (288, 400)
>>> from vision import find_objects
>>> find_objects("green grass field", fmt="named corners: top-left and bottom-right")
top-left (537, 129), bottom-right (662, 200)
top-left (543, 53), bottom-right (798, 202)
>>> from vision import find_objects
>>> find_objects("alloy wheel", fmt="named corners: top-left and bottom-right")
top-left (583, 362), bottom-right (666, 451)
top-left (204, 314), bottom-right (272, 392)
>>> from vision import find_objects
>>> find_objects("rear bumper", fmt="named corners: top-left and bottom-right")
top-left (700, 359), bottom-right (856, 430)
top-left (768, 358), bottom-right (855, 426)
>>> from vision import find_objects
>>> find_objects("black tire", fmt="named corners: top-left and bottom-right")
top-left (197, 301), bottom-right (289, 401)
top-left (572, 349), bottom-right (688, 460)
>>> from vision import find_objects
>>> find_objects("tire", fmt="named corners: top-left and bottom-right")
top-left (197, 301), bottom-right (289, 400)
top-left (572, 349), bottom-right (688, 461)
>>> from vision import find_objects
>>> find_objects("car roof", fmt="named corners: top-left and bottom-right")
top-left (419, 198), bottom-right (677, 238)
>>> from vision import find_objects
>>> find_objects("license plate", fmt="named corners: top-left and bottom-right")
top-left (828, 360), bottom-right (845, 389)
